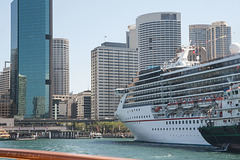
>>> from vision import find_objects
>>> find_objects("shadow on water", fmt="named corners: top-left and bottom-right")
top-left (90, 138), bottom-right (240, 154)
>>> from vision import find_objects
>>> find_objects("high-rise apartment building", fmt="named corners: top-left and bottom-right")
top-left (189, 24), bottom-right (210, 48)
top-left (91, 42), bottom-right (138, 119)
top-left (136, 12), bottom-right (181, 70)
top-left (76, 90), bottom-right (91, 119)
top-left (10, 0), bottom-right (53, 119)
top-left (0, 62), bottom-right (11, 118)
top-left (206, 21), bottom-right (231, 60)
top-left (126, 25), bottom-right (137, 50)
top-left (0, 62), bottom-right (10, 95)
top-left (53, 38), bottom-right (69, 95)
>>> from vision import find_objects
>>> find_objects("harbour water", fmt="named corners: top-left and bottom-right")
top-left (0, 138), bottom-right (239, 160)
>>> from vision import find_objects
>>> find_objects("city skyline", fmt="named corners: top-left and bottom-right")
top-left (1, 0), bottom-right (240, 94)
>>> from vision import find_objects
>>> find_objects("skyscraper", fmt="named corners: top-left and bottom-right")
top-left (136, 12), bottom-right (181, 70)
top-left (189, 24), bottom-right (210, 48)
top-left (126, 24), bottom-right (137, 50)
top-left (0, 62), bottom-right (11, 118)
top-left (10, 0), bottom-right (53, 119)
top-left (206, 21), bottom-right (232, 60)
top-left (91, 42), bottom-right (138, 119)
top-left (53, 38), bottom-right (69, 95)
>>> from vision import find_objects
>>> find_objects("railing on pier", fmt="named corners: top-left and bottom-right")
top-left (0, 148), bottom-right (136, 160)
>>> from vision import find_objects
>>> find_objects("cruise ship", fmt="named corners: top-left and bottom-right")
top-left (115, 46), bottom-right (240, 145)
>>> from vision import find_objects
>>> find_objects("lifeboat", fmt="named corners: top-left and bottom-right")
top-left (181, 98), bottom-right (195, 109)
top-left (167, 100), bottom-right (178, 110)
top-left (198, 96), bottom-right (215, 108)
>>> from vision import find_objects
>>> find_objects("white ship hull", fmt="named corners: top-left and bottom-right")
top-left (115, 101), bottom-right (209, 145)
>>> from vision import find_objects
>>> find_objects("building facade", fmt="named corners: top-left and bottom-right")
top-left (52, 95), bottom-right (73, 119)
top-left (136, 12), bottom-right (181, 70)
top-left (126, 24), bottom-right (137, 50)
top-left (53, 38), bottom-right (69, 95)
top-left (10, 0), bottom-right (53, 119)
top-left (75, 90), bottom-right (91, 119)
top-left (91, 42), bottom-right (138, 119)
top-left (0, 63), bottom-right (11, 118)
top-left (206, 21), bottom-right (231, 60)
top-left (189, 24), bottom-right (210, 48)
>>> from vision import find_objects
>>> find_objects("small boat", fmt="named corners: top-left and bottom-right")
top-left (167, 100), bottom-right (178, 110)
top-left (0, 128), bottom-right (10, 140)
top-left (16, 132), bottom-right (37, 141)
top-left (92, 133), bottom-right (103, 139)
top-left (182, 98), bottom-right (195, 109)
top-left (197, 96), bottom-right (215, 108)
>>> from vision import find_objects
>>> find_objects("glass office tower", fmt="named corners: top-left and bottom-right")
top-left (11, 0), bottom-right (53, 119)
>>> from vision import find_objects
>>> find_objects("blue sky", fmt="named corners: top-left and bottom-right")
top-left (1, 0), bottom-right (240, 93)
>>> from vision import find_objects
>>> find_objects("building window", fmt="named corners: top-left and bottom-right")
top-left (149, 38), bottom-right (152, 43)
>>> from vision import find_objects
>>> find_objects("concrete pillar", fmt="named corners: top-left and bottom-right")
top-left (49, 132), bottom-right (51, 139)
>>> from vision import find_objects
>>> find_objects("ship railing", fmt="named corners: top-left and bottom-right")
top-left (0, 148), bottom-right (137, 160)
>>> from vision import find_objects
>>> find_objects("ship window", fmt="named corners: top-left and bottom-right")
top-left (182, 121), bottom-right (184, 124)
top-left (179, 121), bottom-right (181, 124)
top-left (190, 128), bottom-right (192, 130)
top-left (193, 128), bottom-right (195, 130)
top-left (157, 128), bottom-right (159, 131)
top-left (169, 128), bottom-right (171, 130)
top-left (182, 128), bottom-right (184, 130)
top-left (160, 128), bottom-right (162, 130)
top-left (166, 128), bottom-right (168, 130)
top-left (169, 121), bottom-right (171, 124)
top-left (236, 104), bottom-right (239, 107)
top-left (172, 128), bottom-right (174, 130)
top-left (193, 120), bottom-right (195, 124)
top-left (163, 128), bottom-right (165, 130)
top-left (176, 128), bottom-right (178, 130)
top-left (166, 121), bottom-right (168, 125)
top-left (189, 120), bottom-right (191, 124)
top-left (186, 120), bottom-right (188, 124)
top-left (197, 120), bottom-right (199, 124)
top-left (201, 120), bottom-right (203, 123)
top-left (186, 128), bottom-right (188, 130)
top-left (152, 128), bottom-right (154, 131)
top-left (179, 128), bottom-right (181, 130)
top-left (235, 90), bottom-right (238, 94)
top-left (172, 121), bottom-right (174, 124)
top-left (175, 121), bottom-right (178, 124)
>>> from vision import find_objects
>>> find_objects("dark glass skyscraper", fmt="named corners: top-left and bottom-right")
top-left (11, 0), bottom-right (53, 119)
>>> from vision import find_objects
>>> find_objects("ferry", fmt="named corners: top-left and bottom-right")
top-left (0, 128), bottom-right (10, 140)
top-left (16, 132), bottom-right (36, 141)
top-left (199, 83), bottom-right (240, 151)
top-left (115, 45), bottom-right (240, 145)
top-left (92, 133), bottom-right (103, 139)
